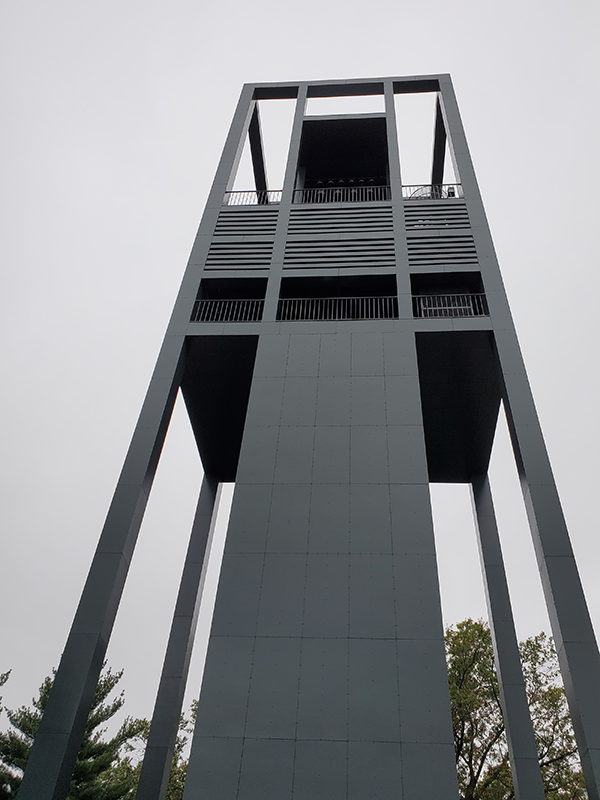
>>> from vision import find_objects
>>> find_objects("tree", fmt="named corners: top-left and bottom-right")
top-left (0, 665), bottom-right (147, 800)
top-left (0, 666), bottom-right (195, 800)
top-left (98, 705), bottom-right (194, 800)
top-left (446, 619), bottom-right (587, 800)
top-left (0, 672), bottom-right (9, 717)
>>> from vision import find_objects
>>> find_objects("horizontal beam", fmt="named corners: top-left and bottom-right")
top-left (250, 74), bottom-right (448, 100)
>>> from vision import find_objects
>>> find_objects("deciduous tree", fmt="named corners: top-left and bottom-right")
top-left (446, 619), bottom-right (586, 800)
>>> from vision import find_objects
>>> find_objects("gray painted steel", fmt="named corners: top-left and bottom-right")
top-left (20, 75), bottom-right (600, 800)
top-left (472, 475), bottom-right (545, 800)
top-left (136, 476), bottom-right (221, 800)
top-left (183, 329), bottom-right (458, 799)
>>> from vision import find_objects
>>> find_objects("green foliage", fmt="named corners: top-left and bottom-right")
top-left (446, 619), bottom-right (507, 799)
top-left (98, 709), bottom-right (194, 800)
top-left (0, 664), bottom-right (195, 800)
top-left (446, 619), bottom-right (587, 800)
top-left (0, 665), bottom-right (147, 800)
top-left (0, 672), bottom-right (9, 718)
top-left (521, 633), bottom-right (586, 800)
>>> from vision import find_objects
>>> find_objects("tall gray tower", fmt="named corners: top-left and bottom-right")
top-left (19, 75), bottom-right (600, 800)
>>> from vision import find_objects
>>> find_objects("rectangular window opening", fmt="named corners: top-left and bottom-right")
top-left (430, 482), bottom-right (489, 629)
top-left (104, 395), bottom-right (204, 731)
top-left (305, 94), bottom-right (385, 117)
top-left (411, 272), bottom-right (488, 318)
top-left (295, 115), bottom-right (390, 204)
top-left (257, 98), bottom-right (296, 190)
top-left (229, 134), bottom-right (255, 194)
top-left (277, 274), bottom-right (398, 321)
top-left (183, 482), bottom-right (235, 713)
top-left (191, 278), bottom-right (267, 323)
top-left (395, 92), bottom-right (438, 190)
top-left (227, 98), bottom-right (295, 204)
top-left (443, 136), bottom-right (458, 185)
top-left (488, 402), bottom-right (552, 641)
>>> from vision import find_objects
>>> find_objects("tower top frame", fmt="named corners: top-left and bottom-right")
top-left (18, 74), bottom-right (600, 800)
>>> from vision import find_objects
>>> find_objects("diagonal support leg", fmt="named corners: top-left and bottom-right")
top-left (471, 474), bottom-right (545, 800)
top-left (17, 348), bottom-right (186, 800)
top-left (135, 475), bottom-right (222, 800)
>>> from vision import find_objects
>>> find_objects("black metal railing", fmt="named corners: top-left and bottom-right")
top-left (402, 184), bottom-right (463, 200)
top-left (223, 190), bottom-right (282, 206)
top-left (412, 293), bottom-right (488, 318)
top-left (222, 183), bottom-right (460, 205)
top-left (191, 299), bottom-right (264, 322)
top-left (277, 296), bottom-right (398, 321)
top-left (294, 185), bottom-right (391, 204)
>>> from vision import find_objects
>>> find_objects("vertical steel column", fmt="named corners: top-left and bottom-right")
top-left (438, 74), bottom-right (600, 800)
top-left (262, 83), bottom-right (306, 322)
top-left (135, 476), bottom-right (222, 800)
top-left (430, 100), bottom-right (446, 188)
top-left (471, 475), bottom-right (545, 800)
top-left (19, 83), bottom-right (257, 800)
top-left (384, 80), bottom-right (460, 797)
top-left (383, 81), bottom-right (412, 322)
top-left (248, 105), bottom-right (267, 195)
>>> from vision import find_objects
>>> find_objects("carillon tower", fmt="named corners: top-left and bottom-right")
top-left (20, 75), bottom-right (600, 800)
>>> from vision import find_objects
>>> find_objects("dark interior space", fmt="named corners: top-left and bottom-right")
top-left (181, 336), bottom-right (258, 481)
top-left (416, 330), bottom-right (501, 482)
top-left (297, 116), bottom-right (389, 189)
top-left (279, 274), bottom-right (397, 299)
top-left (410, 271), bottom-right (483, 295)
top-left (198, 278), bottom-right (268, 300)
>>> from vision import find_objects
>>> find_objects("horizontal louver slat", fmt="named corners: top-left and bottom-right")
top-left (284, 238), bottom-right (394, 269)
top-left (289, 206), bottom-right (393, 235)
top-left (404, 201), bottom-right (470, 230)
top-left (407, 234), bottom-right (478, 267)
top-left (205, 241), bottom-right (274, 269)
top-left (215, 208), bottom-right (279, 236)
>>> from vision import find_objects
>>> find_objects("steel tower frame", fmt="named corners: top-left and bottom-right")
top-left (19, 74), bottom-right (600, 800)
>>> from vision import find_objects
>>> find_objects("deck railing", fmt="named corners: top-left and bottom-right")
top-left (402, 184), bottom-right (463, 200)
top-left (222, 184), bottom-right (462, 205)
top-left (191, 298), bottom-right (265, 322)
top-left (294, 185), bottom-right (391, 204)
top-left (412, 293), bottom-right (488, 318)
top-left (223, 190), bottom-right (282, 206)
top-left (191, 295), bottom-right (486, 322)
top-left (277, 296), bottom-right (398, 321)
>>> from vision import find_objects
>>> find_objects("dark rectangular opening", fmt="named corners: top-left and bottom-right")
top-left (182, 336), bottom-right (259, 481)
top-left (198, 278), bottom-right (267, 300)
top-left (295, 116), bottom-right (390, 203)
top-left (280, 274), bottom-right (396, 298)
top-left (277, 275), bottom-right (398, 321)
top-left (415, 330), bottom-right (501, 482)
top-left (410, 272), bottom-right (483, 295)
top-left (192, 279), bottom-right (267, 323)
top-left (411, 272), bottom-right (487, 318)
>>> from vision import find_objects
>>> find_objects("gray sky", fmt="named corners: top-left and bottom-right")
top-left (1, 0), bottom-right (599, 727)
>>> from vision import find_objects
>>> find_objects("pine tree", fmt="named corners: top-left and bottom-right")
top-left (0, 672), bottom-right (9, 716)
top-left (97, 707), bottom-right (194, 800)
top-left (0, 665), bottom-right (146, 800)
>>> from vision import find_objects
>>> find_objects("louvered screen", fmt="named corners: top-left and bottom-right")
top-left (283, 238), bottom-right (395, 269)
top-left (407, 234), bottom-right (478, 268)
top-left (215, 207), bottom-right (279, 237)
top-left (288, 206), bottom-right (393, 235)
top-left (404, 201), bottom-right (470, 230)
top-left (204, 241), bottom-right (274, 270)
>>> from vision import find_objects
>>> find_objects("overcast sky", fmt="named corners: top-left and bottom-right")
top-left (1, 0), bottom-right (599, 727)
